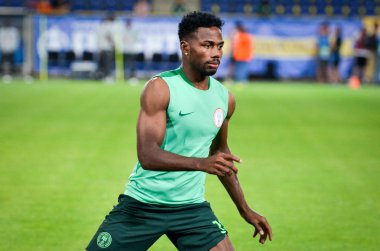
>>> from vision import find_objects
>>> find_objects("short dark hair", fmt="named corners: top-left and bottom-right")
top-left (178, 11), bottom-right (224, 40)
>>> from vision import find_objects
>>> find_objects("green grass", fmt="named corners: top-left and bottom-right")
top-left (1, 79), bottom-right (379, 251)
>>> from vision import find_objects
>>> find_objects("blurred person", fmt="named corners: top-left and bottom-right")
top-left (50, 0), bottom-right (70, 14)
top-left (172, 0), bottom-right (188, 15)
top-left (122, 18), bottom-right (139, 81)
top-left (36, 24), bottom-right (70, 72)
top-left (316, 22), bottom-right (330, 83)
top-left (0, 19), bottom-right (20, 83)
top-left (35, 0), bottom-right (52, 14)
top-left (226, 31), bottom-right (236, 82)
top-left (96, 13), bottom-right (116, 83)
top-left (86, 11), bottom-right (272, 251)
top-left (133, 0), bottom-right (151, 16)
top-left (364, 22), bottom-right (379, 84)
top-left (375, 23), bottom-right (380, 84)
top-left (329, 26), bottom-right (342, 83)
top-left (352, 27), bottom-right (369, 83)
top-left (44, 24), bottom-right (70, 54)
top-left (231, 21), bottom-right (253, 83)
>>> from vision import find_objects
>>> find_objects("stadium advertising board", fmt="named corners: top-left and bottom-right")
top-left (32, 15), bottom-right (362, 80)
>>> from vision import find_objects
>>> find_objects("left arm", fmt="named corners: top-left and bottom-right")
top-left (210, 91), bottom-right (273, 244)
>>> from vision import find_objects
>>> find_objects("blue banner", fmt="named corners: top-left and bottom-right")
top-left (33, 15), bottom-right (362, 80)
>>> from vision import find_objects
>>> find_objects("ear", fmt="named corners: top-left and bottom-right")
top-left (180, 40), bottom-right (190, 56)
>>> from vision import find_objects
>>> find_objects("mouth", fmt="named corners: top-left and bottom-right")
top-left (207, 61), bottom-right (220, 69)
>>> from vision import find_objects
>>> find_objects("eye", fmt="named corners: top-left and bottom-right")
top-left (218, 44), bottom-right (224, 50)
top-left (204, 44), bottom-right (211, 49)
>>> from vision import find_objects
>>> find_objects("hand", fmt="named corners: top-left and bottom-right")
top-left (243, 209), bottom-right (273, 244)
top-left (198, 152), bottom-right (241, 176)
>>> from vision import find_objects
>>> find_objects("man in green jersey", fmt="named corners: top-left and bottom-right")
top-left (87, 11), bottom-right (272, 251)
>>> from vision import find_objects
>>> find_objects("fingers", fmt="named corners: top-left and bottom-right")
top-left (259, 217), bottom-right (273, 242)
top-left (252, 223), bottom-right (264, 240)
top-left (253, 228), bottom-right (259, 238)
top-left (222, 153), bottom-right (242, 164)
top-left (204, 152), bottom-right (242, 176)
top-left (259, 231), bottom-right (267, 244)
top-left (253, 224), bottom-right (267, 244)
top-left (216, 153), bottom-right (241, 174)
top-left (227, 162), bottom-right (239, 174)
top-left (213, 163), bottom-right (231, 176)
top-left (214, 162), bottom-right (235, 176)
top-left (264, 220), bottom-right (273, 241)
top-left (214, 163), bottom-right (237, 176)
top-left (253, 218), bottom-right (272, 244)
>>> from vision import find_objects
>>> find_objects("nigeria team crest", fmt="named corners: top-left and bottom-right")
top-left (97, 232), bottom-right (112, 248)
top-left (213, 108), bottom-right (224, 127)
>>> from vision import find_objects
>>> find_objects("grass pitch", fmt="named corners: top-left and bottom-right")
top-left (0, 79), bottom-right (379, 251)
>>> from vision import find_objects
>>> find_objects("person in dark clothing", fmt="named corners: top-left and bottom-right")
top-left (352, 28), bottom-right (369, 82)
top-left (96, 13), bottom-right (116, 82)
top-left (365, 23), bottom-right (379, 83)
top-left (330, 26), bottom-right (342, 83)
top-left (316, 22), bottom-right (330, 83)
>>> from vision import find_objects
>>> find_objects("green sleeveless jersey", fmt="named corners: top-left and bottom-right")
top-left (125, 67), bottom-right (229, 205)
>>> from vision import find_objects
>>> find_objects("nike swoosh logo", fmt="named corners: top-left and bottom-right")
top-left (179, 111), bottom-right (194, 116)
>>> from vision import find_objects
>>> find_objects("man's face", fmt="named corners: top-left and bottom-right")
top-left (186, 27), bottom-right (224, 76)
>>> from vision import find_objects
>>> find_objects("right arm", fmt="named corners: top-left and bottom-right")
top-left (136, 77), bottom-right (239, 176)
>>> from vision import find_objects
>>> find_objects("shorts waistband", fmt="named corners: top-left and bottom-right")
top-left (118, 194), bottom-right (210, 211)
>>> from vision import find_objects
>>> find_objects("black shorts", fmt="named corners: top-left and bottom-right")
top-left (317, 58), bottom-right (329, 68)
top-left (355, 56), bottom-right (367, 68)
top-left (331, 53), bottom-right (341, 67)
top-left (86, 195), bottom-right (227, 251)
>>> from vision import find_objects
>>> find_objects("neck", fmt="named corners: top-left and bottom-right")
top-left (181, 65), bottom-right (209, 90)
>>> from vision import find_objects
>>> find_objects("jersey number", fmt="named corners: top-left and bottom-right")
top-left (212, 220), bottom-right (227, 234)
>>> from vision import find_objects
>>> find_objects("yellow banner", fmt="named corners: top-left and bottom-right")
top-left (254, 36), bottom-right (315, 58)
top-left (253, 36), bottom-right (354, 58)
top-left (224, 36), bottom-right (354, 59)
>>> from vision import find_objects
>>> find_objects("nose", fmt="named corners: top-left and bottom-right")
top-left (211, 46), bottom-right (222, 59)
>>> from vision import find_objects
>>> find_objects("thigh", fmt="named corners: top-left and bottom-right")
top-left (166, 202), bottom-right (227, 251)
top-left (86, 195), bottom-right (164, 251)
top-left (210, 236), bottom-right (235, 251)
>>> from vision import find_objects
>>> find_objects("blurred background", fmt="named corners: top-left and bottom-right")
top-left (0, 0), bottom-right (379, 85)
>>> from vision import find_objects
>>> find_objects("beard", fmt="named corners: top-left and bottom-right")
top-left (204, 69), bottom-right (218, 76)
top-left (189, 58), bottom-right (220, 77)
top-left (202, 67), bottom-right (218, 76)
top-left (197, 62), bottom-right (219, 77)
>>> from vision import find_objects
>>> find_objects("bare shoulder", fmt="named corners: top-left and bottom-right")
top-left (140, 77), bottom-right (170, 113)
top-left (141, 77), bottom-right (169, 99)
top-left (227, 91), bottom-right (236, 119)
